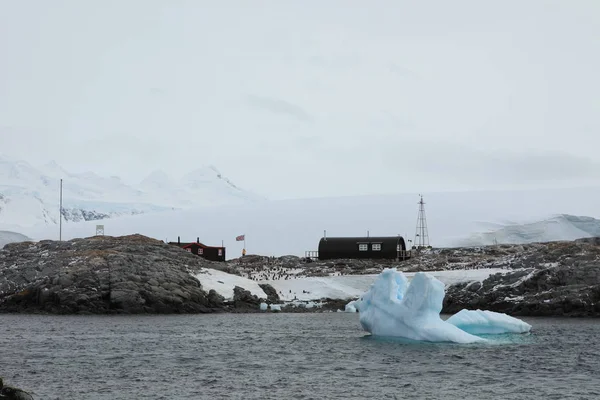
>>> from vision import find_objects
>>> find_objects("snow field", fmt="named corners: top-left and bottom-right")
top-left (260, 268), bottom-right (506, 302)
top-left (193, 268), bottom-right (267, 301)
top-left (190, 267), bottom-right (507, 304)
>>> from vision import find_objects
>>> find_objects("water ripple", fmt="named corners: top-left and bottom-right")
top-left (0, 314), bottom-right (599, 399)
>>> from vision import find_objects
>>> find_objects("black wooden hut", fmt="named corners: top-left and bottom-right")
top-left (317, 236), bottom-right (407, 260)
top-left (169, 237), bottom-right (226, 262)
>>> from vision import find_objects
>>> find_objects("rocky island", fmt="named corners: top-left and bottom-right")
top-left (1, 234), bottom-right (599, 316)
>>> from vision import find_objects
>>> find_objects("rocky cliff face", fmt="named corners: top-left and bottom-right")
top-left (442, 238), bottom-right (600, 316)
top-left (0, 235), bottom-right (240, 314)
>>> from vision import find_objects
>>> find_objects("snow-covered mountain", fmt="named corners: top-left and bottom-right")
top-left (457, 214), bottom-right (600, 246)
top-left (22, 185), bottom-right (600, 258)
top-left (0, 154), bottom-right (263, 230)
top-left (138, 166), bottom-right (257, 207)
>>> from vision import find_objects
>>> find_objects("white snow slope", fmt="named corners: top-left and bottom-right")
top-left (190, 267), bottom-right (504, 303)
top-left (0, 154), bottom-right (263, 230)
top-left (22, 185), bottom-right (600, 257)
top-left (194, 268), bottom-right (267, 301)
top-left (261, 269), bottom-right (505, 302)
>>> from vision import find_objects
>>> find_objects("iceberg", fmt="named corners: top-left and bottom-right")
top-left (353, 269), bottom-right (531, 343)
top-left (259, 302), bottom-right (268, 311)
top-left (446, 309), bottom-right (531, 334)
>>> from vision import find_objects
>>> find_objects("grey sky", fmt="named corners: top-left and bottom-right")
top-left (1, 0), bottom-right (599, 199)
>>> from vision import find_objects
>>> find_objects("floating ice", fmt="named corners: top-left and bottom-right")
top-left (353, 269), bottom-right (531, 343)
top-left (446, 309), bottom-right (531, 334)
top-left (269, 304), bottom-right (281, 311)
top-left (355, 270), bottom-right (483, 343)
top-left (344, 300), bottom-right (358, 313)
top-left (259, 302), bottom-right (268, 311)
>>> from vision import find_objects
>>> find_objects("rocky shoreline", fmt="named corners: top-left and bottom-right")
top-left (1, 235), bottom-right (599, 316)
top-left (0, 235), bottom-right (235, 314)
top-left (442, 238), bottom-right (600, 317)
top-left (0, 234), bottom-right (337, 315)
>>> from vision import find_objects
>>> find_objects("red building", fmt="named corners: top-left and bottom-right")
top-left (169, 237), bottom-right (226, 262)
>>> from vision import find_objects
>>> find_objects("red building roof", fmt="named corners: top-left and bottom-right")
top-left (181, 242), bottom-right (224, 250)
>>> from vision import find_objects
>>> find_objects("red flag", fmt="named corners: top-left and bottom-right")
top-left (236, 234), bottom-right (245, 241)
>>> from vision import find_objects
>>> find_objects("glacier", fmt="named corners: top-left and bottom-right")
top-left (353, 269), bottom-right (531, 343)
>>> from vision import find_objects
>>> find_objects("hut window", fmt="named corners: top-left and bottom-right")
top-left (372, 243), bottom-right (381, 251)
top-left (358, 243), bottom-right (368, 251)
top-left (186, 248), bottom-right (191, 252)
top-left (198, 248), bottom-right (203, 255)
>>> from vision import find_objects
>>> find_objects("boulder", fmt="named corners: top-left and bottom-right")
top-left (258, 283), bottom-right (280, 303)
top-left (233, 286), bottom-right (262, 310)
top-left (206, 289), bottom-right (225, 307)
top-left (0, 377), bottom-right (34, 400)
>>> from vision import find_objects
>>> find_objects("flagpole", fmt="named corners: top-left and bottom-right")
top-left (59, 178), bottom-right (63, 241)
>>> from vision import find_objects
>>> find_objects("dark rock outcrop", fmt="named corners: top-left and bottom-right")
top-left (443, 239), bottom-right (600, 317)
top-left (0, 377), bottom-right (34, 400)
top-left (0, 235), bottom-right (232, 314)
top-left (258, 283), bottom-right (280, 303)
top-left (206, 289), bottom-right (225, 307)
top-left (318, 298), bottom-right (350, 312)
top-left (232, 286), bottom-right (262, 311)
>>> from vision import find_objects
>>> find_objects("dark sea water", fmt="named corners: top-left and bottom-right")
top-left (1, 313), bottom-right (599, 400)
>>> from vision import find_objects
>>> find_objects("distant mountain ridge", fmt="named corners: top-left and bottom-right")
top-left (0, 230), bottom-right (30, 248)
top-left (0, 154), bottom-right (264, 229)
top-left (458, 214), bottom-right (600, 246)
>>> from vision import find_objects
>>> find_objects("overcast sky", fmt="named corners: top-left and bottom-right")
top-left (1, 0), bottom-right (599, 200)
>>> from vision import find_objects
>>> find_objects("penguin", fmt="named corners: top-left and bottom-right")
top-left (0, 378), bottom-right (34, 400)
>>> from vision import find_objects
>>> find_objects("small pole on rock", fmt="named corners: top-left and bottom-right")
top-left (59, 178), bottom-right (63, 241)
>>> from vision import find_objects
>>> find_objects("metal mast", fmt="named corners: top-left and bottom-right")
top-left (414, 194), bottom-right (430, 248)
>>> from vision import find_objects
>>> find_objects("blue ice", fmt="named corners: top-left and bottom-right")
top-left (353, 269), bottom-right (531, 344)
top-left (446, 309), bottom-right (531, 334)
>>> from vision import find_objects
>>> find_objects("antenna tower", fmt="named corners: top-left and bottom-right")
top-left (414, 194), bottom-right (430, 248)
